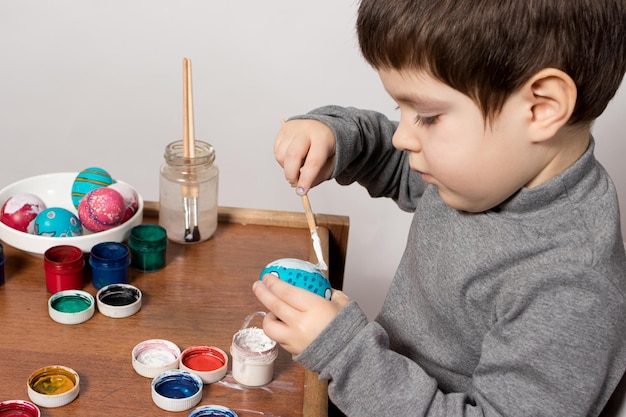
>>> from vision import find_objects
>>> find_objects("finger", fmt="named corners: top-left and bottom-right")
top-left (296, 137), bottom-right (335, 193)
top-left (261, 273), bottom-right (323, 312)
top-left (282, 140), bottom-right (310, 186)
top-left (261, 311), bottom-right (292, 345)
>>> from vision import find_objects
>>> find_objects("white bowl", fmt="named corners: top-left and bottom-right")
top-left (0, 172), bottom-right (144, 256)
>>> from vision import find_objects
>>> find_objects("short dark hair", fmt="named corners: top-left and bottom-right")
top-left (357, 0), bottom-right (626, 124)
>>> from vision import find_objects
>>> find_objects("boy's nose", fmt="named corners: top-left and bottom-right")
top-left (392, 122), bottom-right (422, 153)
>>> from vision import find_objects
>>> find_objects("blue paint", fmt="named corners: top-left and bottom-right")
top-left (154, 372), bottom-right (201, 399)
top-left (188, 405), bottom-right (238, 417)
top-left (260, 258), bottom-right (332, 299)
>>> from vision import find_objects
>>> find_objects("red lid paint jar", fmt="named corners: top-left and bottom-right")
top-left (179, 345), bottom-right (228, 384)
top-left (43, 245), bottom-right (84, 293)
top-left (0, 400), bottom-right (41, 417)
top-left (128, 224), bottom-right (168, 272)
top-left (0, 242), bottom-right (5, 286)
top-left (89, 241), bottom-right (131, 290)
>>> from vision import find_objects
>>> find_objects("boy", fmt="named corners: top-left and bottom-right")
top-left (253, 0), bottom-right (626, 415)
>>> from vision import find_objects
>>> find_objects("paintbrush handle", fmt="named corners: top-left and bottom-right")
top-left (301, 194), bottom-right (318, 235)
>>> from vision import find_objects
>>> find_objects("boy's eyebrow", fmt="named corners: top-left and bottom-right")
top-left (394, 92), bottom-right (447, 108)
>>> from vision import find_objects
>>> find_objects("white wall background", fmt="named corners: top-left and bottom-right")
top-left (1, 1), bottom-right (624, 320)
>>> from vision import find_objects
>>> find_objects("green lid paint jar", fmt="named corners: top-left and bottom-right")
top-left (129, 224), bottom-right (168, 272)
top-left (48, 290), bottom-right (95, 324)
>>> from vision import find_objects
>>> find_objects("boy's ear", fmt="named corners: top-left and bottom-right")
top-left (523, 68), bottom-right (577, 143)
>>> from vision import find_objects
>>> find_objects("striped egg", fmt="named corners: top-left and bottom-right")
top-left (71, 167), bottom-right (114, 209)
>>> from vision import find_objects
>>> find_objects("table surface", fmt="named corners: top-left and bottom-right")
top-left (0, 204), bottom-right (348, 417)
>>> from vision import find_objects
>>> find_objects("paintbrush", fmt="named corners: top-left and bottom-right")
top-left (182, 57), bottom-right (200, 242)
top-left (301, 192), bottom-right (328, 271)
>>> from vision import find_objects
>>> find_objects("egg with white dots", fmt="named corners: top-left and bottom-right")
top-left (34, 207), bottom-right (83, 237)
top-left (260, 258), bottom-right (332, 299)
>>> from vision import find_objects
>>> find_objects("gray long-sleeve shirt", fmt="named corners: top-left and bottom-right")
top-left (292, 106), bottom-right (626, 417)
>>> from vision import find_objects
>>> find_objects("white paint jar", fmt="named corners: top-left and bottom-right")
top-left (230, 311), bottom-right (278, 387)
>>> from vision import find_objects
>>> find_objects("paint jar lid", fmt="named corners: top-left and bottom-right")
top-left (132, 339), bottom-right (181, 378)
top-left (187, 405), bottom-right (239, 417)
top-left (27, 365), bottom-right (80, 408)
top-left (96, 283), bottom-right (142, 318)
top-left (151, 369), bottom-right (203, 412)
top-left (48, 290), bottom-right (95, 324)
top-left (0, 400), bottom-right (41, 417)
top-left (179, 345), bottom-right (228, 384)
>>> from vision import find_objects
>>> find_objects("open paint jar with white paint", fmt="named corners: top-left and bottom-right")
top-left (230, 311), bottom-right (278, 387)
top-left (132, 339), bottom-right (181, 378)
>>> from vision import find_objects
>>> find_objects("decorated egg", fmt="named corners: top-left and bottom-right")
top-left (78, 187), bottom-right (125, 232)
top-left (34, 207), bottom-right (83, 237)
top-left (71, 167), bottom-right (114, 209)
top-left (260, 258), bottom-right (332, 299)
top-left (107, 182), bottom-right (138, 222)
top-left (0, 193), bottom-right (47, 233)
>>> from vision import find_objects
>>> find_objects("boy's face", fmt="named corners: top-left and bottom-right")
top-left (380, 68), bottom-right (547, 212)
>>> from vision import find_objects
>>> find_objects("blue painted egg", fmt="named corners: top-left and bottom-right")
top-left (34, 207), bottom-right (83, 237)
top-left (71, 167), bottom-right (114, 209)
top-left (260, 258), bottom-right (331, 299)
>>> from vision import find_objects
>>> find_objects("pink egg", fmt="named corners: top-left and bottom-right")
top-left (107, 183), bottom-right (138, 223)
top-left (78, 187), bottom-right (125, 232)
top-left (0, 193), bottom-right (47, 233)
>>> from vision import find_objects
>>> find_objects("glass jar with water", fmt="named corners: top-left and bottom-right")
top-left (159, 140), bottom-right (218, 243)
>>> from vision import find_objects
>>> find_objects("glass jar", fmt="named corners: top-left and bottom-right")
top-left (159, 140), bottom-right (219, 244)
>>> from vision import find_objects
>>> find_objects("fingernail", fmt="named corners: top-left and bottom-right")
top-left (296, 187), bottom-right (306, 196)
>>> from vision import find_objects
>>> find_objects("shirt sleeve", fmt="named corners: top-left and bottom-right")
top-left (290, 105), bottom-right (425, 212)
top-left (295, 266), bottom-right (626, 417)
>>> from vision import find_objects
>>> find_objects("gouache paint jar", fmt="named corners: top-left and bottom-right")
top-left (96, 283), bottom-right (142, 318)
top-left (27, 365), bottom-right (80, 408)
top-left (179, 345), bottom-right (228, 384)
top-left (48, 289), bottom-right (95, 325)
top-left (0, 400), bottom-right (41, 417)
top-left (151, 369), bottom-right (203, 412)
top-left (128, 224), bottom-right (167, 272)
top-left (43, 245), bottom-right (84, 293)
top-left (89, 241), bottom-right (130, 290)
top-left (230, 311), bottom-right (278, 387)
top-left (132, 339), bottom-right (181, 378)
top-left (0, 242), bottom-right (5, 286)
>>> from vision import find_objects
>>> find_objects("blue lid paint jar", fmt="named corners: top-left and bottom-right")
top-left (128, 224), bottom-right (167, 272)
top-left (89, 242), bottom-right (131, 290)
top-left (187, 405), bottom-right (238, 417)
top-left (0, 242), bottom-right (5, 286)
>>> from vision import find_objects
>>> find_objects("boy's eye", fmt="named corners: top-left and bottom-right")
top-left (414, 115), bottom-right (439, 126)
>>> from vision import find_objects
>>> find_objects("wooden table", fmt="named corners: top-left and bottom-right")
top-left (0, 203), bottom-right (349, 417)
